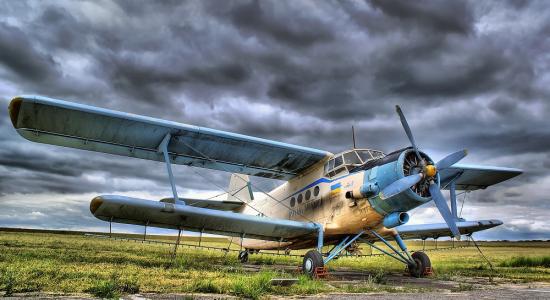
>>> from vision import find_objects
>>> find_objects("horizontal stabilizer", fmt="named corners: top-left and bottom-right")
top-left (439, 164), bottom-right (522, 191)
top-left (396, 219), bottom-right (503, 240)
top-left (159, 197), bottom-right (244, 211)
top-left (9, 96), bottom-right (331, 180)
top-left (90, 195), bottom-right (318, 241)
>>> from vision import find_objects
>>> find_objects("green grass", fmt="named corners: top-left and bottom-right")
top-left (0, 231), bottom-right (549, 298)
top-left (499, 256), bottom-right (550, 268)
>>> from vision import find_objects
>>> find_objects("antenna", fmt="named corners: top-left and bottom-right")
top-left (352, 125), bottom-right (357, 149)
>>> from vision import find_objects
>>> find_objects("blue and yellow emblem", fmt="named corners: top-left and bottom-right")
top-left (330, 182), bottom-right (342, 195)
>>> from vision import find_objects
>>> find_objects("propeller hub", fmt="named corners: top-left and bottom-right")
top-left (424, 165), bottom-right (437, 177)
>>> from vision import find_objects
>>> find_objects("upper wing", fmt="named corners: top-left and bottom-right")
top-left (396, 219), bottom-right (503, 240)
top-left (91, 195), bottom-right (318, 241)
top-left (9, 96), bottom-right (331, 180)
top-left (439, 163), bottom-right (522, 191)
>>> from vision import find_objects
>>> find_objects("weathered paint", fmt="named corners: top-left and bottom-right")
top-left (238, 149), bottom-right (404, 249)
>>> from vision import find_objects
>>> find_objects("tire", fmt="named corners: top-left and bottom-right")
top-left (408, 251), bottom-right (431, 278)
top-left (302, 250), bottom-right (324, 277)
top-left (238, 250), bottom-right (249, 263)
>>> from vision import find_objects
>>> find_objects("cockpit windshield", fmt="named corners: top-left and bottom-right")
top-left (324, 149), bottom-right (385, 177)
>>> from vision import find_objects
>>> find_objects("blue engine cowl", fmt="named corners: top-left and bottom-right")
top-left (363, 148), bottom-right (436, 215)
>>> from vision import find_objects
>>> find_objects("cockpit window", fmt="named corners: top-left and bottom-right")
top-left (324, 149), bottom-right (386, 178)
top-left (357, 151), bottom-right (372, 162)
top-left (344, 152), bottom-right (362, 165)
top-left (334, 155), bottom-right (343, 168)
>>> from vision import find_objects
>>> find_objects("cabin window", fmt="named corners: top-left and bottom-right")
top-left (305, 190), bottom-right (311, 201)
top-left (313, 186), bottom-right (320, 197)
top-left (290, 197), bottom-right (295, 207)
top-left (297, 194), bottom-right (303, 204)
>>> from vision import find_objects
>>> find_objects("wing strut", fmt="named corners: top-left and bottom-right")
top-left (450, 181), bottom-right (457, 220)
top-left (158, 133), bottom-right (184, 205)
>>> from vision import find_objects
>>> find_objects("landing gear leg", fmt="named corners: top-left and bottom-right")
top-left (301, 223), bottom-right (325, 277)
top-left (362, 230), bottom-right (433, 278)
top-left (302, 250), bottom-right (323, 277)
top-left (408, 252), bottom-right (432, 278)
top-left (238, 250), bottom-right (249, 263)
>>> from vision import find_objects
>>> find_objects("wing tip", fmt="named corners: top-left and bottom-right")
top-left (90, 196), bottom-right (104, 214)
top-left (8, 96), bottom-right (23, 128)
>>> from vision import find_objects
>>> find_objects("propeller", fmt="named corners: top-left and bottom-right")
top-left (380, 173), bottom-right (423, 200)
top-left (391, 105), bottom-right (467, 238)
top-left (436, 149), bottom-right (468, 170)
top-left (429, 182), bottom-right (461, 237)
top-left (395, 105), bottom-right (423, 163)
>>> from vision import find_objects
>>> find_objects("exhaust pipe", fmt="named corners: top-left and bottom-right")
top-left (383, 212), bottom-right (409, 229)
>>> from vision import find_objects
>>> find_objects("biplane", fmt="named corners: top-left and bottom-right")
top-left (8, 95), bottom-right (522, 277)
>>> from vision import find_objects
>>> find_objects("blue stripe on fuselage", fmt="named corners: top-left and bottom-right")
top-left (286, 171), bottom-right (360, 199)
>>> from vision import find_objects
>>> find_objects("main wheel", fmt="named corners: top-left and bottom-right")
top-left (408, 251), bottom-right (431, 277)
top-left (302, 250), bottom-right (324, 277)
top-left (238, 250), bottom-right (249, 263)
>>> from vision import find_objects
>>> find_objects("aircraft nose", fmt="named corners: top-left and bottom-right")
top-left (90, 196), bottom-right (104, 214)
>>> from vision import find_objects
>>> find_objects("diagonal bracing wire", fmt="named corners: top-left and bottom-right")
top-left (187, 166), bottom-right (267, 217)
top-left (175, 137), bottom-right (317, 223)
top-left (459, 191), bottom-right (468, 219)
top-left (469, 235), bottom-right (495, 273)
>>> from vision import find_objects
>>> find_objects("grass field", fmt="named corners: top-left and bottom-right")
top-left (1, 229), bottom-right (549, 299)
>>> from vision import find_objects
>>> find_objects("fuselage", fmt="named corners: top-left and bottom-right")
top-left (238, 147), bottom-right (434, 250)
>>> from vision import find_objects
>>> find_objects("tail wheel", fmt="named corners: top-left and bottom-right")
top-left (302, 250), bottom-right (324, 277)
top-left (238, 250), bottom-right (249, 263)
top-left (408, 251), bottom-right (431, 277)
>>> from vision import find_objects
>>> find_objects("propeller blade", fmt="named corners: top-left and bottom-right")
top-left (429, 183), bottom-right (461, 238)
top-left (380, 174), bottom-right (423, 199)
top-left (395, 105), bottom-right (422, 161)
top-left (436, 149), bottom-right (468, 170)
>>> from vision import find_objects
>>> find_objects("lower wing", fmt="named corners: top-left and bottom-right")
top-left (396, 219), bottom-right (503, 240)
top-left (91, 195), bottom-right (318, 241)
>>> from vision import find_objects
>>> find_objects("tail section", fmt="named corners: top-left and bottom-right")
top-left (227, 173), bottom-right (254, 204)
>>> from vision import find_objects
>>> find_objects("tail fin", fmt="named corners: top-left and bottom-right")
top-left (227, 173), bottom-right (254, 203)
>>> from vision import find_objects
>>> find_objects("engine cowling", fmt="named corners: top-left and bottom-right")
top-left (352, 148), bottom-right (436, 216)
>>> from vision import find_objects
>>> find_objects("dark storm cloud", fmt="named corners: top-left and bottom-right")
top-left (0, 0), bottom-right (549, 240)
top-left (0, 139), bottom-right (230, 195)
top-left (369, 0), bottom-right (474, 34)
top-left (0, 22), bottom-right (59, 82)
top-left (223, 0), bottom-right (335, 48)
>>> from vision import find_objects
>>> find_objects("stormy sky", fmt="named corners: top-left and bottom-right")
top-left (1, 0), bottom-right (549, 240)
